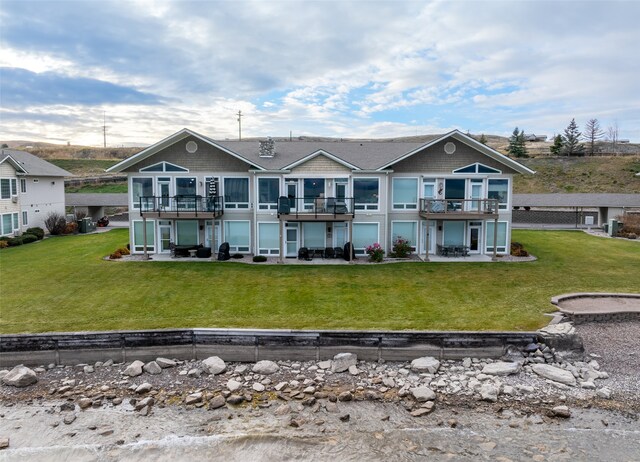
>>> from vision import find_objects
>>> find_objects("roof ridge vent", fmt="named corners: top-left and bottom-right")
top-left (259, 137), bottom-right (275, 157)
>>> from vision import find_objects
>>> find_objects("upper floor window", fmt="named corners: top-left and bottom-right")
top-left (0, 178), bottom-right (17, 199)
top-left (303, 179), bottom-right (325, 209)
top-left (392, 178), bottom-right (418, 209)
top-left (354, 178), bottom-right (379, 210)
top-left (131, 177), bottom-right (153, 209)
top-left (20, 178), bottom-right (27, 193)
top-left (224, 177), bottom-right (249, 209)
top-left (453, 163), bottom-right (501, 174)
top-left (422, 178), bottom-right (436, 199)
top-left (175, 177), bottom-right (197, 196)
top-left (488, 179), bottom-right (509, 210)
top-left (258, 178), bottom-right (279, 210)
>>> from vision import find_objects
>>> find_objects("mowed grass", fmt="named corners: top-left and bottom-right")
top-left (1, 229), bottom-right (638, 334)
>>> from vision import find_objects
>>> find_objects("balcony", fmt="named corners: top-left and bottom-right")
top-left (277, 196), bottom-right (355, 222)
top-left (139, 195), bottom-right (224, 219)
top-left (419, 198), bottom-right (499, 220)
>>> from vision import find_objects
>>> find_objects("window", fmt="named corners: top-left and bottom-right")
top-left (1, 214), bottom-right (13, 235)
top-left (132, 177), bottom-right (153, 209)
top-left (132, 220), bottom-right (155, 252)
top-left (0, 179), bottom-right (10, 199)
top-left (12, 212), bottom-right (18, 231)
top-left (445, 179), bottom-right (465, 199)
top-left (258, 178), bottom-right (279, 210)
top-left (224, 178), bottom-right (249, 209)
top-left (22, 210), bottom-right (28, 226)
top-left (303, 222), bottom-right (325, 248)
top-left (258, 222), bottom-right (279, 255)
top-left (443, 221), bottom-right (465, 246)
top-left (303, 179), bottom-right (324, 209)
top-left (453, 163), bottom-right (501, 174)
top-left (224, 220), bottom-right (250, 252)
top-left (176, 177), bottom-right (196, 196)
top-left (391, 221), bottom-right (417, 249)
top-left (422, 179), bottom-right (436, 199)
top-left (20, 178), bottom-right (26, 193)
top-left (176, 220), bottom-right (198, 245)
top-left (352, 223), bottom-right (379, 255)
top-left (10, 179), bottom-right (17, 196)
top-left (486, 221), bottom-right (508, 253)
top-left (353, 178), bottom-right (379, 210)
top-left (488, 179), bottom-right (509, 210)
top-left (392, 178), bottom-right (418, 209)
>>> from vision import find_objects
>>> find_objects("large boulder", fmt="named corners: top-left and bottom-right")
top-left (2, 365), bottom-right (37, 388)
top-left (143, 361), bottom-right (162, 375)
top-left (202, 356), bottom-right (227, 375)
top-left (155, 357), bottom-right (177, 369)
top-left (123, 360), bottom-right (144, 377)
top-left (410, 356), bottom-right (441, 374)
top-left (252, 360), bottom-right (279, 375)
top-left (531, 364), bottom-right (577, 386)
top-left (480, 383), bottom-right (499, 402)
top-left (331, 353), bottom-right (357, 373)
top-left (482, 361), bottom-right (521, 376)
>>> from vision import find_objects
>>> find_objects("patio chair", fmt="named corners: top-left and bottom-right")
top-left (298, 247), bottom-right (310, 260)
top-left (197, 247), bottom-right (212, 258)
top-left (324, 247), bottom-right (335, 258)
top-left (169, 242), bottom-right (176, 257)
top-left (334, 246), bottom-right (344, 259)
top-left (326, 197), bottom-right (336, 213)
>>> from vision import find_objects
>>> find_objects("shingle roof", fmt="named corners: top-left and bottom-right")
top-left (513, 194), bottom-right (640, 208)
top-left (1, 149), bottom-right (72, 177)
top-left (65, 193), bottom-right (128, 207)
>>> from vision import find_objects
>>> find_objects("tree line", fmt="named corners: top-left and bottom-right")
top-left (506, 118), bottom-right (622, 157)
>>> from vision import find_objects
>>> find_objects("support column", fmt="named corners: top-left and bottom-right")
top-left (424, 219), bottom-right (430, 262)
top-left (348, 221), bottom-right (353, 264)
top-left (143, 216), bottom-right (149, 260)
top-left (492, 216), bottom-right (498, 262)
top-left (279, 219), bottom-right (284, 264)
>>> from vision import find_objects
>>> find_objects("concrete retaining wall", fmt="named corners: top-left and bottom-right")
top-left (0, 329), bottom-right (538, 367)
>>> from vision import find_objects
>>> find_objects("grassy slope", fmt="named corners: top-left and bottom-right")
top-left (1, 229), bottom-right (638, 334)
top-left (50, 159), bottom-right (120, 176)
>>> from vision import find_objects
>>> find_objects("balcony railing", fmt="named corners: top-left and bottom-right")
top-left (419, 198), bottom-right (498, 216)
top-left (277, 196), bottom-right (355, 219)
top-left (139, 195), bottom-right (224, 217)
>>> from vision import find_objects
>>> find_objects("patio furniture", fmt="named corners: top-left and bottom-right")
top-left (196, 247), bottom-right (212, 258)
top-left (217, 242), bottom-right (230, 261)
top-left (334, 246), bottom-right (344, 259)
top-left (343, 242), bottom-right (355, 261)
top-left (298, 247), bottom-right (310, 260)
top-left (324, 247), bottom-right (335, 258)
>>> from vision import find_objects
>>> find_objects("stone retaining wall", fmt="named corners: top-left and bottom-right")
top-left (562, 312), bottom-right (640, 325)
top-left (0, 329), bottom-right (538, 367)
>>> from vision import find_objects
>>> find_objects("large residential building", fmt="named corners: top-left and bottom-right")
top-left (0, 149), bottom-right (71, 236)
top-left (107, 129), bottom-right (534, 261)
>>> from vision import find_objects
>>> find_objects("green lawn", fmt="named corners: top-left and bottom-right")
top-left (1, 229), bottom-right (638, 334)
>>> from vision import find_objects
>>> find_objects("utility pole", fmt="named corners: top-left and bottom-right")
top-left (103, 111), bottom-right (107, 148)
top-left (236, 110), bottom-right (242, 141)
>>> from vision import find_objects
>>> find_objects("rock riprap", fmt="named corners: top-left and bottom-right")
top-left (202, 356), bottom-right (227, 375)
top-left (2, 365), bottom-right (37, 388)
top-left (531, 364), bottom-right (577, 386)
top-left (410, 356), bottom-right (440, 374)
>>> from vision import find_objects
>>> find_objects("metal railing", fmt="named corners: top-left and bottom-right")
top-left (139, 195), bottom-right (224, 216)
top-left (420, 198), bottom-right (498, 215)
top-left (277, 196), bottom-right (355, 219)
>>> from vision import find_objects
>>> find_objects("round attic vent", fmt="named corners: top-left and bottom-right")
top-left (186, 141), bottom-right (198, 153)
top-left (444, 142), bottom-right (456, 154)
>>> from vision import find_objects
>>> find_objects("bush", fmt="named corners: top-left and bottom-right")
top-left (253, 255), bottom-right (267, 262)
top-left (617, 214), bottom-right (640, 236)
top-left (109, 251), bottom-right (122, 259)
top-left (231, 253), bottom-right (244, 259)
top-left (64, 221), bottom-right (78, 234)
top-left (0, 240), bottom-right (8, 249)
top-left (7, 236), bottom-right (23, 246)
top-left (44, 212), bottom-right (67, 235)
top-left (21, 233), bottom-right (38, 244)
top-left (510, 242), bottom-right (529, 257)
top-left (25, 227), bottom-right (45, 240)
top-left (389, 236), bottom-right (412, 258)
top-left (116, 247), bottom-right (130, 256)
top-left (365, 243), bottom-right (385, 263)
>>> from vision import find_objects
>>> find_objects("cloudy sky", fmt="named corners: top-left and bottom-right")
top-left (1, 0), bottom-right (638, 146)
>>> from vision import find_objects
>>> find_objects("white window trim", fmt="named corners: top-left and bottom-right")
top-left (392, 177), bottom-right (418, 210)
top-left (20, 178), bottom-right (27, 193)
top-left (353, 177), bottom-right (379, 211)
top-left (390, 220), bottom-right (418, 250)
top-left (223, 176), bottom-right (250, 209)
top-left (224, 219), bottom-right (251, 253)
top-left (132, 219), bottom-right (156, 253)
top-left (485, 220), bottom-right (509, 253)
top-left (257, 177), bottom-right (280, 211)
top-left (131, 176), bottom-right (154, 210)
top-left (22, 210), bottom-right (28, 226)
top-left (352, 222), bottom-right (380, 255)
top-left (257, 221), bottom-right (280, 255)
top-left (488, 178), bottom-right (510, 211)
top-left (139, 161), bottom-right (189, 173)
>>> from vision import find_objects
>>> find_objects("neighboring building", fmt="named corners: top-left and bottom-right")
top-left (0, 149), bottom-right (71, 236)
top-left (107, 128), bottom-right (534, 261)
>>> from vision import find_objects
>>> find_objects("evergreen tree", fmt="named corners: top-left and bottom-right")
top-left (562, 118), bottom-right (584, 156)
top-left (507, 127), bottom-right (527, 158)
top-left (549, 134), bottom-right (564, 155)
top-left (479, 134), bottom-right (487, 145)
top-left (583, 118), bottom-right (604, 156)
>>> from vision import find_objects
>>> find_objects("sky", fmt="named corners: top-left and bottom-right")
top-left (1, 0), bottom-right (639, 146)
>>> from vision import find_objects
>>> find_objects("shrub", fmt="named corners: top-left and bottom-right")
top-left (252, 255), bottom-right (267, 262)
top-left (231, 253), bottom-right (244, 259)
top-left (21, 233), bottom-right (38, 244)
top-left (0, 240), bottom-right (8, 249)
top-left (109, 251), bottom-right (122, 259)
top-left (365, 243), bottom-right (385, 263)
top-left (74, 210), bottom-right (88, 220)
top-left (510, 242), bottom-right (529, 257)
top-left (117, 247), bottom-right (130, 256)
top-left (390, 236), bottom-right (412, 258)
top-left (25, 227), bottom-right (45, 240)
top-left (617, 214), bottom-right (640, 236)
top-left (64, 221), bottom-right (78, 234)
top-left (44, 212), bottom-right (67, 235)
top-left (7, 236), bottom-right (23, 246)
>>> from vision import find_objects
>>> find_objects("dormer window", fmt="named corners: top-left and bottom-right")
top-left (452, 163), bottom-right (501, 174)
top-left (140, 161), bottom-right (189, 173)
